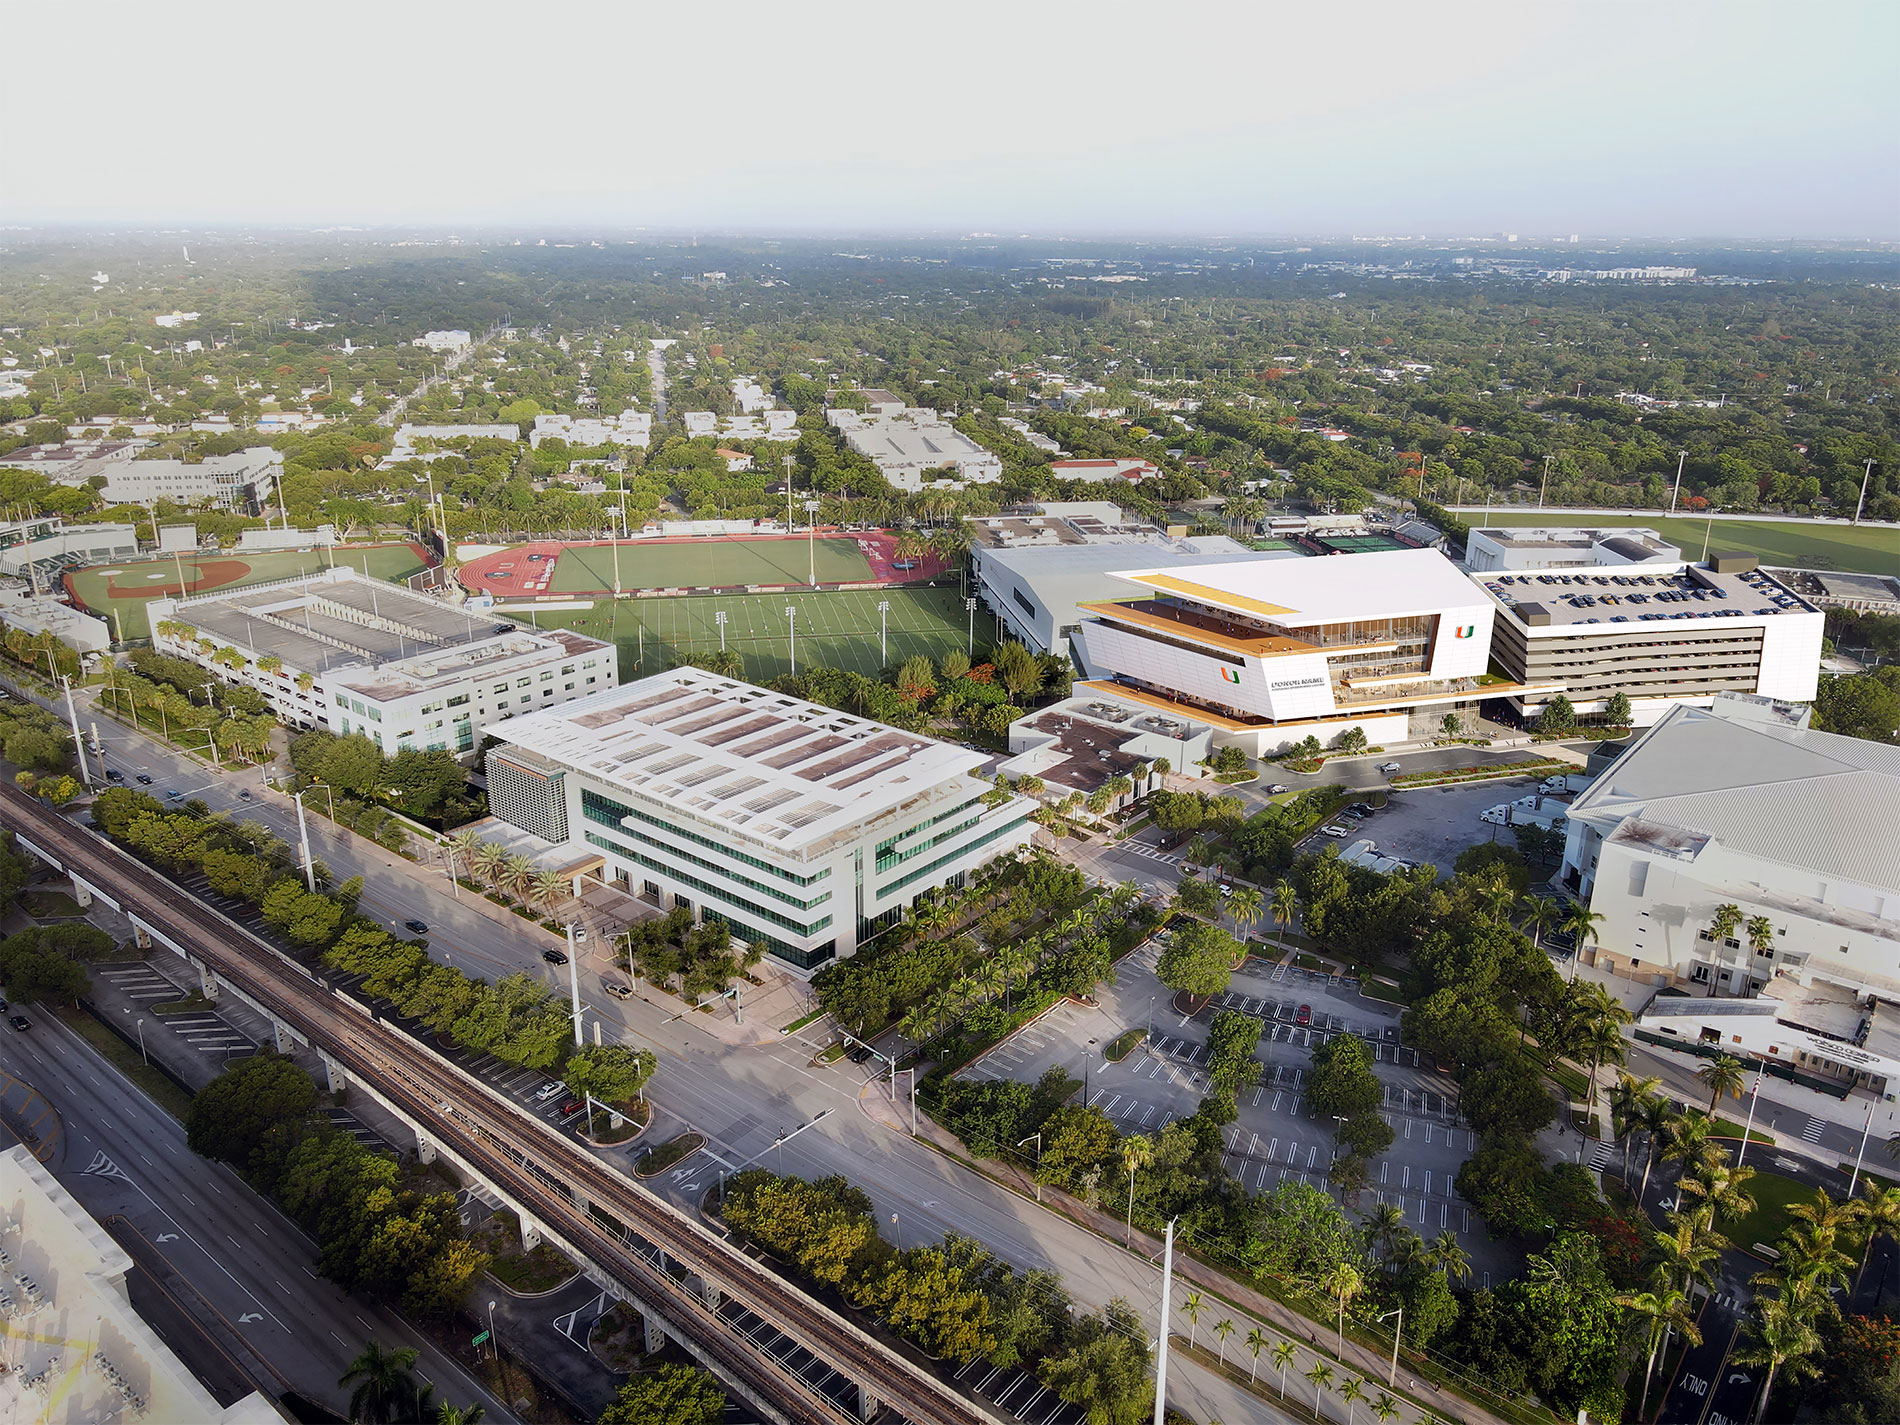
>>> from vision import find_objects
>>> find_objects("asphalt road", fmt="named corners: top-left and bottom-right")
top-left (48, 685), bottom-right (1501, 1425)
top-left (0, 1007), bottom-right (515, 1423)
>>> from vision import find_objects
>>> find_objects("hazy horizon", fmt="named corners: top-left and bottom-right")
top-left (3, 0), bottom-right (1895, 240)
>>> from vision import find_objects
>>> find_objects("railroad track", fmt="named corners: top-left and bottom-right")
top-left (4, 784), bottom-right (997, 1425)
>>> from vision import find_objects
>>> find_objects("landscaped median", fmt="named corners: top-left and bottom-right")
top-left (1389, 757), bottom-right (1572, 790)
top-left (634, 1132), bottom-right (704, 1178)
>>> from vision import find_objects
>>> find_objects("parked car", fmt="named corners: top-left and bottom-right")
top-left (559, 1098), bottom-right (583, 1116)
top-left (1295, 1004), bottom-right (1313, 1027)
top-left (534, 1081), bottom-right (563, 1101)
top-left (542, 949), bottom-right (569, 965)
top-left (1378, 762), bottom-right (1402, 775)
top-left (1321, 824), bottom-right (1351, 838)
top-left (135, 773), bottom-right (153, 785)
top-left (404, 919), bottom-right (429, 935)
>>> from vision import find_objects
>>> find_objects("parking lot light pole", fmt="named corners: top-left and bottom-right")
top-left (1378, 1307), bottom-right (1403, 1386)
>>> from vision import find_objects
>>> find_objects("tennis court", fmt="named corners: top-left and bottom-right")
top-left (66, 542), bottom-right (431, 640)
top-left (509, 586), bottom-right (973, 683)
top-left (1315, 533), bottom-right (1407, 553)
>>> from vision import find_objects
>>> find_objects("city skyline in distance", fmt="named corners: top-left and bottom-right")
top-left (3, 0), bottom-right (1895, 240)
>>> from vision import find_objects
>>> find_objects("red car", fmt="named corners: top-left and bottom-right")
top-left (1295, 1004), bottom-right (1313, 1027)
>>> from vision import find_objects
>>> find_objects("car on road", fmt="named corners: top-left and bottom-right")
top-left (404, 919), bottom-right (429, 934)
top-left (1295, 1004), bottom-right (1312, 1027)
top-left (135, 773), bottom-right (153, 785)
top-left (1378, 762), bottom-right (1402, 775)
top-left (105, 768), bottom-right (124, 782)
top-left (604, 982), bottom-right (634, 1000)
top-left (239, 790), bottom-right (252, 801)
top-left (542, 949), bottom-right (569, 965)
top-left (847, 1044), bottom-right (875, 1064)
top-left (1321, 824), bottom-right (1350, 838)
top-left (534, 1081), bottom-right (563, 1101)
top-left (8, 1016), bottom-right (28, 1032)
top-left (165, 790), bottom-right (184, 802)
top-left (1266, 783), bottom-right (1289, 794)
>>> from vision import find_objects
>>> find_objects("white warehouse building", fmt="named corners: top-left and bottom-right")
top-left (148, 567), bottom-right (616, 757)
top-left (1070, 548), bottom-right (1543, 757)
top-left (483, 669), bottom-right (1035, 974)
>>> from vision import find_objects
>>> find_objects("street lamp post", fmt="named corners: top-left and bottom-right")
top-left (877, 599), bottom-right (890, 664)
top-left (486, 1299), bottom-right (499, 1361)
top-left (1378, 1307), bottom-right (1404, 1386)
top-left (785, 605), bottom-right (798, 675)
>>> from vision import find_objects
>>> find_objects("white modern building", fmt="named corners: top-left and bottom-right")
top-left (827, 405), bottom-right (1003, 491)
top-left (1473, 554), bottom-right (1824, 727)
top-left (412, 329), bottom-right (473, 353)
top-left (682, 409), bottom-right (800, 443)
top-left (100, 449), bottom-right (283, 514)
top-left (529, 411), bottom-right (653, 449)
top-left (1463, 525), bottom-right (1681, 573)
top-left (0, 438), bottom-right (143, 486)
top-left (967, 502), bottom-right (1288, 673)
top-left (0, 585), bottom-right (112, 652)
top-left (1071, 548), bottom-right (1538, 756)
top-left (149, 567), bottom-right (616, 758)
top-left (0, 1146), bottom-right (285, 1424)
top-left (1563, 693), bottom-right (1900, 1017)
top-left (483, 669), bottom-right (1035, 974)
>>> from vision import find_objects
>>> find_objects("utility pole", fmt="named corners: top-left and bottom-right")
top-left (1668, 449), bottom-right (1687, 515)
top-left (59, 677), bottom-right (92, 787)
top-left (1152, 1219), bottom-right (1176, 1425)
top-left (1854, 457), bottom-right (1876, 524)
top-left (1540, 453), bottom-right (1553, 509)
top-left (294, 791), bottom-right (315, 892)
top-left (566, 922), bottom-right (584, 1047)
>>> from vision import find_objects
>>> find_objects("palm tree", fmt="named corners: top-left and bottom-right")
top-left (436, 1405), bottom-right (487, 1425)
top-left (1744, 914), bottom-right (1775, 966)
top-left (1635, 1098), bottom-right (1677, 1199)
top-left (1853, 1183), bottom-right (1900, 1296)
top-left (1180, 1289), bottom-right (1204, 1351)
top-left (1653, 1212), bottom-right (1726, 1296)
top-left (1271, 1338), bottom-right (1298, 1400)
top-left (1680, 1159), bottom-right (1758, 1228)
top-left (1519, 894), bottom-right (1561, 951)
top-left (1213, 1317), bottom-right (1235, 1366)
top-left (1321, 1260), bottom-right (1364, 1357)
top-left (500, 853), bottom-right (537, 905)
top-left (1578, 1012), bottom-right (1628, 1113)
top-left (1340, 1374), bottom-right (1369, 1425)
top-left (1617, 1282), bottom-right (1702, 1421)
top-left (1704, 902), bottom-right (1743, 995)
top-left (1733, 1287), bottom-right (1825, 1424)
top-left (1245, 1326), bottom-right (1268, 1383)
top-left (469, 840), bottom-right (506, 888)
top-left (1229, 886), bottom-right (1263, 939)
top-left (1697, 1054), bottom-right (1748, 1117)
top-left (1304, 1361), bottom-right (1335, 1417)
top-left (1787, 1187), bottom-right (1864, 1263)
top-left (1371, 1391), bottom-right (1400, 1425)
top-left (339, 1339), bottom-right (426, 1425)
top-left (1662, 1112), bottom-right (1723, 1187)
top-left (1473, 875), bottom-right (1515, 923)
top-left (1363, 1202), bottom-right (1407, 1270)
top-left (1609, 1072), bottom-right (1663, 1184)
top-left (528, 869), bottom-right (568, 914)
top-left (1271, 880), bottom-right (1299, 948)
top-left (1561, 903), bottom-right (1605, 978)
top-left (1121, 1133), bottom-right (1154, 1247)
top-left (1426, 1230), bottom-right (1471, 1285)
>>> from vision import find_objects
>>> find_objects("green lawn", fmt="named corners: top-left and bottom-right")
top-left (68, 542), bottom-right (429, 640)
top-left (509, 585), bottom-right (972, 683)
top-left (1466, 512), bottom-right (1899, 576)
top-left (1721, 1170), bottom-right (1813, 1254)
top-left (551, 536), bottom-right (874, 593)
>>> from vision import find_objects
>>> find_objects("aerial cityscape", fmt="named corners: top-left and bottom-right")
top-left (0, 5), bottom-right (1896, 1425)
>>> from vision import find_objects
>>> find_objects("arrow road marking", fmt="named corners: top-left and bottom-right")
top-left (155, 1233), bottom-right (180, 1243)
top-left (238, 1313), bottom-right (263, 1324)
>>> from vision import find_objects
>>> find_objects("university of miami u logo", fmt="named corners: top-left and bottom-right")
top-left (1220, 667), bottom-right (1241, 684)
top-left (1453, 625), bottom-right (1475, 639)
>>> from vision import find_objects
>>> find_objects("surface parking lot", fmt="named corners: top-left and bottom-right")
top-left (962, 940), bottom-right (1521, 1281)
top-left (1319, 776), bottom-right (1569, 878)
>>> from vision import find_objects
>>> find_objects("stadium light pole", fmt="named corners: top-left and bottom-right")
top-left (877, 600), bottom-right (890, 664)
top-left (715, 610), bottom-right (727, 652)
top-left (803, 500), bottom-right (821, 586)
top-left (785, 605), bottom-right (798, 675)
top-left (782, 454), bottom-right (795, 530)
top-left (965, 596), bottom-right (977, 654)
top-left (1669, 449), bottom-right (1688, 514)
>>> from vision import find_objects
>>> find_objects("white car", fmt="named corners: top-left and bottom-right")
top-left (534, 1081), bottom-right (564, 1101)
top-left (1267, 784), bottom-right (1289, 795)
top-left (1322, 824), bottom-right (1351, 838)
top-left (1378, 762), bottom-right (1402, 775)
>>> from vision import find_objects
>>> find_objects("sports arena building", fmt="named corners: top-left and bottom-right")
top-left (483, 669), bottom-right (1034, 973)
top-left (1071, 548), bottom-right (1547, 756)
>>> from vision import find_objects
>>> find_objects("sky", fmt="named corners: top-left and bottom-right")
top-left (4, 0), bottom-right (1896, 239)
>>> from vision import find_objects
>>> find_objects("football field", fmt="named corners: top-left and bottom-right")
top-left (508, 586), bottom-right (973, 683)
top-left (552, 535), bottom-right (875, 592)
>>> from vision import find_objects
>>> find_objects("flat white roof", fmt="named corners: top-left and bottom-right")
top-left (1110, 547), bottom-right (1484, 625)
top-left (1476, 562), bottom-right (1820, 630)
top-left (493, 668), bottom-right (985, 854)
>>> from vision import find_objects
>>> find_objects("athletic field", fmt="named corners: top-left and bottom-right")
top-left (457, 531), bottom-right (951, 598)
top-left (1464, 513), bottom-right (1898, 576)
top-left (66, 542), bottom-right (430, 641)
top-left (507, 587), bottom-right (972, 683)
